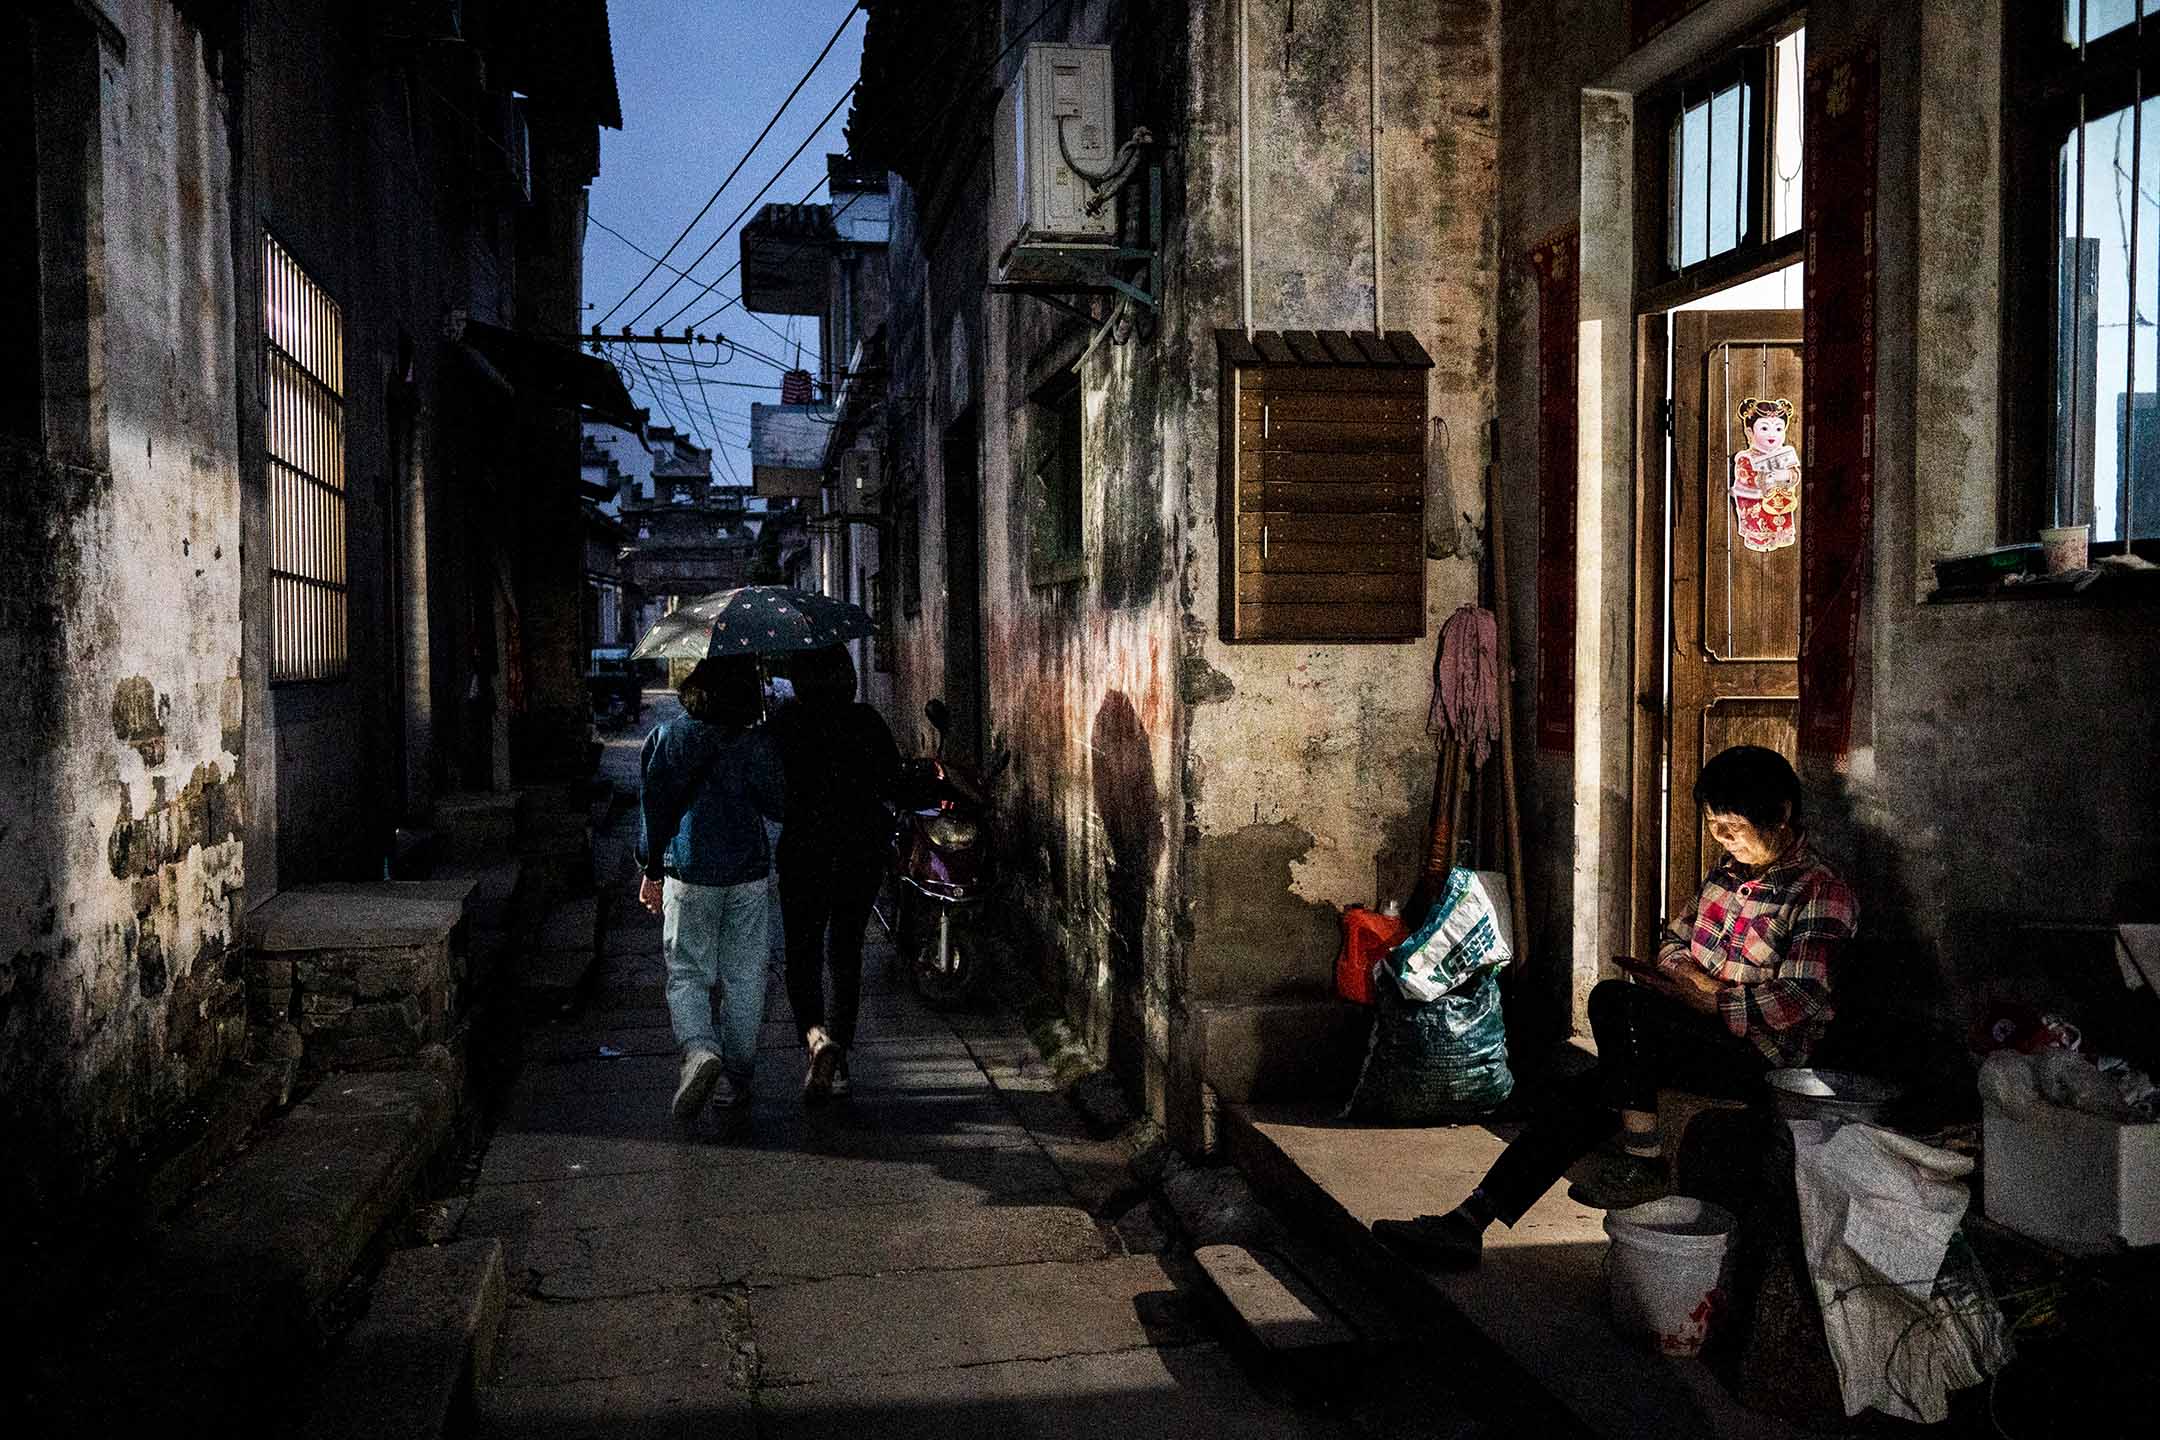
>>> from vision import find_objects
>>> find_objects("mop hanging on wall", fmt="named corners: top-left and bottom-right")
top-left (1731, 394), bottom-right (1800, 553)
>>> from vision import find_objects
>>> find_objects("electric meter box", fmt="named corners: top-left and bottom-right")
top-left (995, 43), bottom-right (1117, 254)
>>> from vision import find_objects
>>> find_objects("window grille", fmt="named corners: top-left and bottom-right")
top-left (264, 233), bottom-right (347, 681)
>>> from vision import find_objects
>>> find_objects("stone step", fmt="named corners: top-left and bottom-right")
top-left (304, 1238), bottom-right (508, 1440)
top-left (1193, 1243), bottom-right (1362, 1385)
top-left (520, 896), bottom-right (604, 1016)
top-left (140, 1057), bottom-right (299, 1219)
top-left (24, 1067), bottom-right (459, 1430)
top-left (434, 792), bottom-right (518, 864)
top-left (249, 890), bottom-right (466, 1074)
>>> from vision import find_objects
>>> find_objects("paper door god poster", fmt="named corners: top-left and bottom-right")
top-left (1731, 395), bottom-right (1799, 553)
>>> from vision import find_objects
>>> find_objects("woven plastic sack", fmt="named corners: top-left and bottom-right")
top-left (1342, 966), bottom-right (1514, 1123)
top-left (1385, 867), bottom-right (1513, 1002)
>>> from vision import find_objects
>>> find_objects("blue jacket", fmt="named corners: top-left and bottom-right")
top-left (637, 718), bottom-right (785, 887)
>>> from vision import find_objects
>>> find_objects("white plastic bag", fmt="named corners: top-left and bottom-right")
top-left (1789, 1120), bottom-right (2011, 1423)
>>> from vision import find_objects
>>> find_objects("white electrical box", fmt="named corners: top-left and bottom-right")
top-left (995, 43), bottom-right (1117, 258)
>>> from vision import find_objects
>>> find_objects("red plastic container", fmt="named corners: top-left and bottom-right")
top-left (1337, 907), bottom-right (1409, 1006)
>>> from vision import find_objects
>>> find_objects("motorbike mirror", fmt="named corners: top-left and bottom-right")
top-left (925, 698), bottom-right (950, 732)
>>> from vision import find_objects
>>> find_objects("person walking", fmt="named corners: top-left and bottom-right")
top-left (769, 645), bottom-right (898, 1102)
top-left (638, 656), bottom-right (786, 1125)
top-left (1372, 745), bottom-right (1859, 1267)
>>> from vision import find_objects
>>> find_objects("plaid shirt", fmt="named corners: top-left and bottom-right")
top-left (1657, 838), bottom-right (1859, 1065)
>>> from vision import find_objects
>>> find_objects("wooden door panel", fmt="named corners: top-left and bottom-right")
top-left (1697, 340), bottom-right (1803, 661)
top-left (1667, 310), bottom-right (1804, 919)
top-left (1696, 696), bottom-right (1800, 884)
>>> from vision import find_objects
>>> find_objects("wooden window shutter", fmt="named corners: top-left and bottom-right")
top-left (1218, 329), bottom-right (1433, 642)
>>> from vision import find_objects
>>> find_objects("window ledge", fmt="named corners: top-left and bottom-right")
top-left (1924, 566), bottom-right (2160, 608)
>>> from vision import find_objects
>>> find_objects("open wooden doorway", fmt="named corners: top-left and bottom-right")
top-left (1643, 305), bottom-right (1804, 941)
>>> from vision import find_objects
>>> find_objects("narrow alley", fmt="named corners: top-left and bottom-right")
top-left (461, 698), bottom-right (1377, 1438)
top-left (9, 2), bottom-right (2159, 1436)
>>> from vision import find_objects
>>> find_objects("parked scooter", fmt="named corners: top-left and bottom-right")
top-left (877, 699), bottom-right (1006, 1006)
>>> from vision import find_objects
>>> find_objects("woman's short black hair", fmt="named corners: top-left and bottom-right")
top-left (677, 655), bottom-right (762, 729)
top-left (790, 644), bottom-right (857, 705)
top-left (1694, 744), bottom-right (1804, 830)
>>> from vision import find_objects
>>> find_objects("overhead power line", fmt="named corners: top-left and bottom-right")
top-left (594, 1), bottom-right (865, 327)
top-left (688, 0), bottom-right (1082, 335)
top-left (635, 80), bottom-right (861, 330)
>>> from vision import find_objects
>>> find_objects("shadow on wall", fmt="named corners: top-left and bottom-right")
top-left (1092, 691), bottom-right (1164, 1084)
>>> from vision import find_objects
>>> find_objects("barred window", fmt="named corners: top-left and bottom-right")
top-left (264, 234), bottom-right (347, 681)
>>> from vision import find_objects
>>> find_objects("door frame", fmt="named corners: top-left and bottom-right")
top-left (1570, 0), bottom-right (1806, 1032)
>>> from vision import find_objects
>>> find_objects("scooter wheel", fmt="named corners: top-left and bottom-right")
top-left (911, 915), bottom-right (983, 1010)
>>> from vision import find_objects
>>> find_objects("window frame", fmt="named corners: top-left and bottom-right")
top-left (1027, 377), bottom-right (1086, 590)
top-left (263, 230), bottom-right (351, 684)
top-left (2003, 7), bottom-right (2160, 555)
top-left (1632, 11), bottom-right (1806, 315)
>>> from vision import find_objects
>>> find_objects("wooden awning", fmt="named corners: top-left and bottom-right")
top-left (1216, 329), bottom-right (1435, 370)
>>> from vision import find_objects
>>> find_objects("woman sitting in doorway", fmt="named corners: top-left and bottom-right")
top-left (1373, 744), bottom-right (1858, 1268)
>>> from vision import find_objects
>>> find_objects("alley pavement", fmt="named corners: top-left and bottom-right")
top-left (460, 698), bottom-right (1352, 1438)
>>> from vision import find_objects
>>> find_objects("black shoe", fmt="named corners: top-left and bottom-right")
top-left (1565, 1153), bottom-right (1670, 1210)
top-left (1371, 1211), bottom-right (1485, 1269)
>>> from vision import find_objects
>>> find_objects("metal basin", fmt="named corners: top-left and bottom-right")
top-left (1765, 1068), bottom-right (1905, 1125)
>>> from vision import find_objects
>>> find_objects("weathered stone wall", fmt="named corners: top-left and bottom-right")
top-left (1173, 0), bottom-right (1499, 1111)
top-left (0, 0), bottom-right (247, 1210)
top-left (1494, 0), bottom-right (2160, 1060)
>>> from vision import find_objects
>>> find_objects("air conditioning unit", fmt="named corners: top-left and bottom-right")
top-left (995, 43), bottom-right (1117, 267)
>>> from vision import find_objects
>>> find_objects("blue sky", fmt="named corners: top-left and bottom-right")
top-left (584, 1), bottom-right (867, 483)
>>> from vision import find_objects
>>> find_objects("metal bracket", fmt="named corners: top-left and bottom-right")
top-left (986, 165), bottom-right (1164, 317)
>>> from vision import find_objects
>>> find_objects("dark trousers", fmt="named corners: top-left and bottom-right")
top-left (779, 847), bottom-right (881, 1049)
top-left (1480, 978), bottom-right (1770, 1225)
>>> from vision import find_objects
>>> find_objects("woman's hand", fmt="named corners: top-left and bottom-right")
top-left (639, 876), bottom-right (664, 916)
top-left (1660, 961), bottom-right (1729, 1015)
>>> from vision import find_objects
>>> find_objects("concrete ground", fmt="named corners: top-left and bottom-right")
top-left (1228, 1102), bottom-right (1819, 1440)
top-left (458, 697), bottom-right (1365, 1438)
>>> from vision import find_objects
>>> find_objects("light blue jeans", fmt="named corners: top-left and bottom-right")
top-left (764, 821), bottom-right (786, 971)
top-left (662, 876), bottom-right (771, 1086)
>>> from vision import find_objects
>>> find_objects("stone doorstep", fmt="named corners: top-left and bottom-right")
top-left (304, 1237), bottom-right (508, 1440)
top-left (141, 1057), bottom-right (299, 1219)
top-left (251, 889), bottom-right (466, 953)
top-left (1222, 1099), bottom-right (1813, 1440)
top-left (1193, 1243), bottom-right (1361, 1361)
top-left (82, 1069), bottom-right (460, 1422)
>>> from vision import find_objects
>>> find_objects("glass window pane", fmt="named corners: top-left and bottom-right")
top-left (1710, 84), bottom-right (1741, 255)
top-left (2059, 102), bottom-right (2146, 538)
top-left (1770, 30), bottom-right (1806, 238)
top-left (1681, 98), bottom-right (1710, 268)
top-left (2073, 1), bottom-right (2142, 47)
top-left (2131, 94), bottom-right (2160, 538)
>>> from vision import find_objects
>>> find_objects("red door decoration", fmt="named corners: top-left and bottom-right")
top-left (1529, 224), bottom-right (1579, 754)
top-left (1798, 43), bottom-right (1878, 762)
top-left (1731, 395), bottom-right (1800, 553)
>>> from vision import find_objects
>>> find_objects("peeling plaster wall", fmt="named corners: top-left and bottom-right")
top-left (0, 1), bottom-right (245, 1210)
top-left (1177, 0), bottom-right (1498, 1008)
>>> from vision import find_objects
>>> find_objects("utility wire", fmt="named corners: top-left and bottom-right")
top-left (590, 213), bottom-right (801, 351)
top-left (636, 80), bottom-right (861, 330)
top-left (595, 1), bottom-right (865, 327)
top-left (687, 0), bottom-right (1081, 335)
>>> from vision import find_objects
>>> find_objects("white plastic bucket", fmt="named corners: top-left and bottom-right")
top-left (1603, 1196), bottom-right (1737, 1356)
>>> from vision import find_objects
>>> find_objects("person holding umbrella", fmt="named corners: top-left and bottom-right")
top-left (629, 586), bottom-right (880, 1118)
top-left (769, 645), bottom-right (898, 1101)
top-left (637, 655), bottom-right (785, 1123)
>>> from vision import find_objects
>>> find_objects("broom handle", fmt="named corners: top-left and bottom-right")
top-left (1487, 454), bottom-right (1532, 971)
